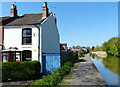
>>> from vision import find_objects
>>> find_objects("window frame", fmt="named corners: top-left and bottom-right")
top-left (22, 28), bottom-right (32, 45)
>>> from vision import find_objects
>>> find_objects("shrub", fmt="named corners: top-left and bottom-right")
top-left (2, 61), bottom-right (40, 81)
top-left (33, 62), bottom-right (73, 86)
top-left (78, 50), bottom-right (85, 57)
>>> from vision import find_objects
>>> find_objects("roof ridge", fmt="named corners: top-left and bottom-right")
top-left (23, 13), bottom-right (42, 15)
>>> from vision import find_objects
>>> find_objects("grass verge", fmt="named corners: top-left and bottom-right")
top-left (32, 62), bottom-right (73, 86)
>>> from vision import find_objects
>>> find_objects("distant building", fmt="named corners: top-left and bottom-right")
top-left (70, 46), bottom-right (89, 53)
top-left (71, 46), bottom-right (81, 51)
top-left (82, 47), bottom-right (88, 53)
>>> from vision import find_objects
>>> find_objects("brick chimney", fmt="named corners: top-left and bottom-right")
top-left (42, 2), bottom-right (49, 18)
top-left (10, 4), bottom-right (18, 18)
top-left (0, 26), bottom-right (3, 45)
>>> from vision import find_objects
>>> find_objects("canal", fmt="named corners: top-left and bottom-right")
top-left (90, 54), bottom-right (120, 87)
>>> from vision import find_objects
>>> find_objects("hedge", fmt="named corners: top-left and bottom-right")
top-left (2, 61), bottom-right (40, 81)
top-left (33, 62), bottom-right (73, 86)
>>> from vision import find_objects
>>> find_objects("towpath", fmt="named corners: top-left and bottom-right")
top-left (59, 54), bottom-right (107, 86)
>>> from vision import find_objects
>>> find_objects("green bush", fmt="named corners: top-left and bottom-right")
top-left (33, 62), bottom-right (73, 86)
top-left (78, 50), bottom-right (85, 57)
top-left (2, 61), bottom-right (40, 81)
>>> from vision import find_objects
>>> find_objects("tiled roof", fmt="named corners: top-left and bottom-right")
top-left (7, 13), bottom-right (44, 26)
top-left (0, 16), bottom-right (12, 26)
top-left (0, 13), bottom-right (45, 26)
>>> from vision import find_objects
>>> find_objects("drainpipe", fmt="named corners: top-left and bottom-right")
top-left (34, 25), bottom-right (42, 73)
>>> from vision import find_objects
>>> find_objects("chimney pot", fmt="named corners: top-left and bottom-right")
top-left (43, 2), bottom-right (47, 7)
top-left (42, 2), bottom-right (49, 18)
top-left (10, 4), bottom-right (18, 18)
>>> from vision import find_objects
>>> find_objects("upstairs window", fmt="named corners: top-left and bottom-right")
top-left (22, 28), bottom-right (32, 45)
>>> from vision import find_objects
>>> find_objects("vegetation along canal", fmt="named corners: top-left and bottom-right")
top-left (90, 54), bottom-right (120, 86)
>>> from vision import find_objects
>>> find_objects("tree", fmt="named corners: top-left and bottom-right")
top-left (102, 37), bottom-right (120, 57)
top-left (102, 42), bottom-right (108, 51)
top-left (94, 45), bottom-right (102, 51)
top-left (86, 46), bottom-right (91, 52)
top-left (91, 46), bottom-right (95, 51)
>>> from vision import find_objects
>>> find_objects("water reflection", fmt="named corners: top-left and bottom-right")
top-left (91, 53), bottom-right (99, 59)
top-left (102, 56), bottom-right (120, 76)
top-left (91, 54), bottom-right (120, 85)
top-left (91, 54), bottom-right (120, 76)
top-left (91, 53), bottom-right (103, 59)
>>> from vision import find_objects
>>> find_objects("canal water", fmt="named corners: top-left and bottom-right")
top-left (90, 54), bottom-right (120, 87)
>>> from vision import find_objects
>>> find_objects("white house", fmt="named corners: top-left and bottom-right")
top-left (0, 2), bottom-right (60, 73)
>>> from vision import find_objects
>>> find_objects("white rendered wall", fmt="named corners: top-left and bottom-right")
top-left (4, 26), bottom-right (39, 61)
top-left (3, 14), bottom-right (60, 63)
top-left (40, 14), bottom-right (60, 53)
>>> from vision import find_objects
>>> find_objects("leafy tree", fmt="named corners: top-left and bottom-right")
top-left (78, 50), bottom-right (85, 57)
top-left (86, 46), bottom-right (91, 52)
top-left (102, 37), bottom-right (120, 57)
top-left (102, 42), bottom-right (108, 51)
top-left (94, 45), bottom-right (102, 51)
top-left (91, 46), bottom-right (95, 51)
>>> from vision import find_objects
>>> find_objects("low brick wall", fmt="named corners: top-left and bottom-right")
top-left (61, 51), bottom-right (78, 65)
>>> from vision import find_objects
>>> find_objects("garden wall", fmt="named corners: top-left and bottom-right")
top-left (61, 51), bottom-right (78, 65)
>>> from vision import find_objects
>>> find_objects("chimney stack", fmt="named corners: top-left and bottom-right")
top-left (10, 4), bottom-right (18, 18)
top-left (42, 2), bottom-right (49, 18)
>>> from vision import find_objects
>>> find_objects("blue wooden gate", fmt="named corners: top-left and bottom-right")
top-left (42, 54), bottom-right (61, 74)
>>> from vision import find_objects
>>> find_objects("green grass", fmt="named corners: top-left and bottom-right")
top-left (32, 62), bottom-right (73, 86)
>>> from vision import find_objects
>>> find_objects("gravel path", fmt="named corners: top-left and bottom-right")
top-left (59, 54), bottom-right (107, 86)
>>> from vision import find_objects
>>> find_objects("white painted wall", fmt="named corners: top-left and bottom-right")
top-left (3, 14), bottom-right (60, 64)
top-left (4, 26), bottom-right (39, 61)
top-left (40, 14), bottom-right (60, 53)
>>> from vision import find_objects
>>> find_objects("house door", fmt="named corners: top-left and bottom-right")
top-left (22, 50), bottom-right (32, 61)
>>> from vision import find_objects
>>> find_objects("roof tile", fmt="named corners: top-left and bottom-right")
top-left (0, 13), bottom-right (45, 26)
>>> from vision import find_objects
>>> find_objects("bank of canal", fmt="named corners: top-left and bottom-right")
top-left (91, 54), bottom-right (120, 87)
